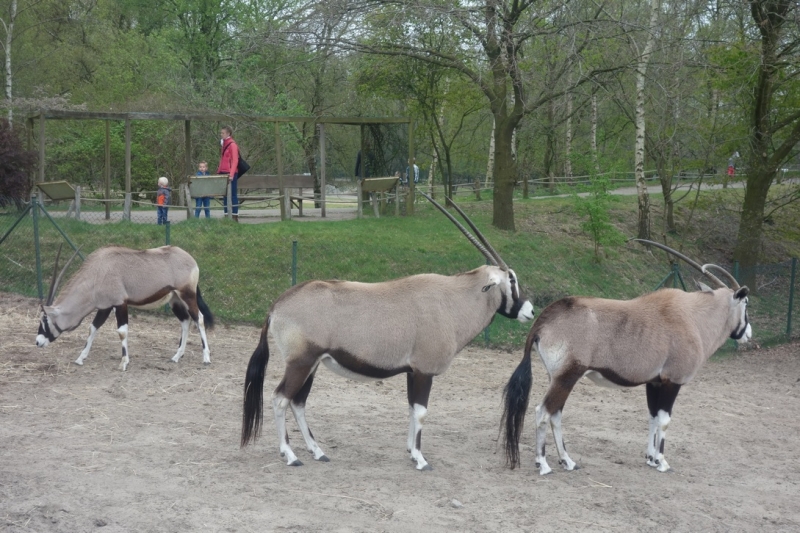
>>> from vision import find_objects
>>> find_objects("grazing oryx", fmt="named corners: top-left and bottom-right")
top-left (502, 240), bottom-right (752, 474)
top-left (241, 193), bottom-right (534, 470)
top-left (36, 245), bottom-right (214, 371)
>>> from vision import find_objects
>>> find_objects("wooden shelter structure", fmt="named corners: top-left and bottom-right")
top-left (25, 110), bottom-right (416, 220)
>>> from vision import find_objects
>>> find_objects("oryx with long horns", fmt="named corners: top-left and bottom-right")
top-left (241, 193), bottom-right (534, 470)
top-left (502, 240), bottom-right (752, 474)
top-left (36, 245), bottom-right (214, 371)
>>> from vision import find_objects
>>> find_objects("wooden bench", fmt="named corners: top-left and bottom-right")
top-left (357, 177), bottom-right (400, 218)
top-left (237, 174), bottom-right (316, 217)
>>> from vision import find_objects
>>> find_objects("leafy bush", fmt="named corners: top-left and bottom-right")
top-left (0, 119), bottom-right (36, 208)
top-left (573, 174), bottom-right (626, 260)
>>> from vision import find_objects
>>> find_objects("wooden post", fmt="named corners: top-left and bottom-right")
top-left (394, 183), bottom-right (399, 216)
top-left (319, 123), bottom-right (326, 218)
top-left (372, 192), bottom-right (379, 218)
top-left (407, 120), bottom-right (415, 215)
top-left (38, 114), bottom-right (45, 184)
top-left (184, 120), bottom-right (191, 203)
top-left (298, 188), bottom-right (303, 216)
top-left (284, 191), bottom-right (292, 221)
top-left (104, 120), bottom-right (111, 220)
top-left (359, 125), bottom-right (367, 208)
top-left (75, 185), bottom-right (81, 221)
top-left (123, 193), bottom-right (132, 221)
top-left (356, 179), bottom-right (363, 219)
top-left (125, 118), bottom-right (131, 193)
top-left (276, 121), bottom-right (286, 221)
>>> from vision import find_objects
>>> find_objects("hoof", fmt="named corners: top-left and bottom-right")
top-left (418, 464), bottom-right (433, 471)
top-left (317, 455), bottom-right (330, 462)
top-left (74, 360), bottom-right (83, 366)
top-left (288, 460), bottom-right (303, 467)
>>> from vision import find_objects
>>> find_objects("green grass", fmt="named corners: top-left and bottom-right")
top-left (2, 190), bottom-right (796, 350)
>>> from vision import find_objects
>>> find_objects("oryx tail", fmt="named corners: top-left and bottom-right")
top-left (241, 317), bottom-right (270, 447)
top-left (196, 286), bottom-right (215, 330)
top-left (502, 331), bottom-right (535, 469)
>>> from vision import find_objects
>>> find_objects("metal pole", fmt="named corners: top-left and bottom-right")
top-left (788, 257), bottom-right (797, 338)
top-left (165, 221), bottom-right (170, 246)
top-left (38, 114), bottom-right (45, 184)
top-left (32, 198), bottom-right (43, 300)
top-left (484, 259), bottom-right (490, 346)
top-left (37, 204), bottom-right (86, 261)
top-left (291, 240), bottom-right (298, 286)
top-left (407, 119), bottom-right (415, 215)
top-left (0, 204), bottom-right (32, 247)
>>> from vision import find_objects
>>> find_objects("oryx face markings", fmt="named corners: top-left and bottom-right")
top-left (36, 314), bottom-right (58, 347)
top-left (495, 269), bottom-right (534, 323)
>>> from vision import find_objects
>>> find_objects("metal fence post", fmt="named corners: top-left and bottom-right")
top-left (291, 240), bottom-right (297, 286)
top-left (484, 259), bottom-right (490, 346)
top-left (32, 197), bottom-right (44, 300)
top-left (788, 257), bottom-right (797, 339)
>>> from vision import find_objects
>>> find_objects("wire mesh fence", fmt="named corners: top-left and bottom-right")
top-left (1, 199), bottom-right (796, 348)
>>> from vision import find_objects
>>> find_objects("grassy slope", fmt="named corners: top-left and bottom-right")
top-left (5, 185), bottom-right (798, 349)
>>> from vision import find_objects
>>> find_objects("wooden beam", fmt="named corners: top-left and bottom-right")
top-left (276, 121), bottom-right (286, 220)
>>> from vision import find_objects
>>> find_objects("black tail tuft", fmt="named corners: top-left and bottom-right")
top-left (501, 334), bottom-right (535, 469)
top-left (196, 285), bottom-right (214, 330)
top-left (241, 317), bottom-right (270, 448)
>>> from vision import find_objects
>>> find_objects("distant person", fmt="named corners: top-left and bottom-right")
top-left (218, 126), bottom-right (240, 222)
top-left (727, 151), bottom-right (740, 178)
top-left (156, 176), bottom-right (171, 225)
top-left (194, 161), bottom-right (211, 219)
top-left (406, 163), bottom-right (420, 185)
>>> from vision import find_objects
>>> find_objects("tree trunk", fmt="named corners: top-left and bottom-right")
top-left (4, 0), bottom-right (17, 125)
top-left (492, 119), bottom-right (517, 230)
top-left (734, 173), bottom-right (771, 289)
top-left (485, 117), bottom-right (495, 189)
top-left (634, 0), bottom-right (660, 240)
top-left (565, 90), bottom-right (572, 178)
top-left (591, 91), bottom-right (599, 173)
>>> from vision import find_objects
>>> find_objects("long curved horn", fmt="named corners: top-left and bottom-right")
top-left (45, 244), bottom-right (64, 305)
top-left (418, 191), bottom-right (497, 266)
top-left (444, 196), bottom-right (509, 271)
top-left (48, 245), bottom-right (83, 305)
top-left (702, 264), bottom-right (741, 290)
top-left (632, 239), bottom-right (728, 289)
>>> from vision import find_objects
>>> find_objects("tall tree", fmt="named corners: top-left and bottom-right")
top-left (733, 0), bottom-right (800, 288)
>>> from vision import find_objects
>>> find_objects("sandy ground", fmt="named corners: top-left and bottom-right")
top-left (1, 292), bottom-right (799, 532)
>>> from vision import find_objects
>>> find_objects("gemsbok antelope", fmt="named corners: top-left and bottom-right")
top-left (241, 193), bottom-right (534, 470)
top-left (502, 240), bottom-right (752, 474)
top-left (35, 245), bottom-right (214, 371)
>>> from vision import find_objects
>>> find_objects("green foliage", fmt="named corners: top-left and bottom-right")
top-left (572, 174), bottom-right (626, 260)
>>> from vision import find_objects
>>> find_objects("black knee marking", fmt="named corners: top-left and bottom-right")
top-left (122, 347), bottom-right (127, 357)
top-left (659, 438), bottom-right (665, 454)
top-left (92, 308), bottom-right (113, 329)
top-left (415, 430), bottom-right (422, 451)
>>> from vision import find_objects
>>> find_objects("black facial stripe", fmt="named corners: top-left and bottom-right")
top-left (39, 317), bottom-right (57, 342)
top-left (730, 311), bottom-right (749, 340)
top-left (497, 293), bottom-right (525, 319)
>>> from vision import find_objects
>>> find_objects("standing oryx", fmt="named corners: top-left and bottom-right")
top-left (241, 193), bottom-right (534, 470)
top-left (502, 240), bottom-right (752, 474)
top-left (36, 245), bottom-right (214, 371)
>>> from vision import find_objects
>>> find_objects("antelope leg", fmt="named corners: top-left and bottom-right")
top-left (407, 372), bottom-right (434, 471)
top-left (549, 410), bottom-right (576, 470)
top-left (289, 372), bottom-right (328, 462)
top-left (75, 307), bottom-right (112, 366)
top-left (169, 300), bottom-right (191, 363)
top-left (115, 305), bottom-right (130, 371)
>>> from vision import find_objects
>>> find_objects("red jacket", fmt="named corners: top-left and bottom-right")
top-left (218, 137), bottom-right (239, 176)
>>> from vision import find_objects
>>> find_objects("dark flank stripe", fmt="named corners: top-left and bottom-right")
top-left (322, 346), bottom-right (412, 379)
top-left (127, 286), bottom-right (175, 306)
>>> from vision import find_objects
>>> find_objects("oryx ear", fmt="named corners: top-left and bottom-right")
top-left (482, 284), bottom-right (496, 292)
top-left (43, 305), bottom-right (57, 316)
top-left (735, 287), bottom-right (749, 299)
top-left (694, 280), bottom-right (713, 293)
top-left (482, 270), bottom-right (503, 292)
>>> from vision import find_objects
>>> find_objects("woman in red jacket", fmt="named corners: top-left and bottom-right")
top-left (218, 126), bottom-right (240, 221)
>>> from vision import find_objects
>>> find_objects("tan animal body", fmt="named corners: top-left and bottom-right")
top-left (36, 245), bottom-right (214, 371)
top-left (241, 194), bottom-right (535, 470)
top-left (502, 241), bottom-right (751, 474)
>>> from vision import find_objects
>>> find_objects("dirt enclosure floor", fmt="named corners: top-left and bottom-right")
top-left (1, 293), bottom-right (799, 533)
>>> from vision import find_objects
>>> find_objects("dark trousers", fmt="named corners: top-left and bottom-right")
top-left (223, 173), bottom-right (239, 215)
top-left (157, 206), bottom-right (169, 225)
top-left (195, 197), bottom-right (211, 218)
